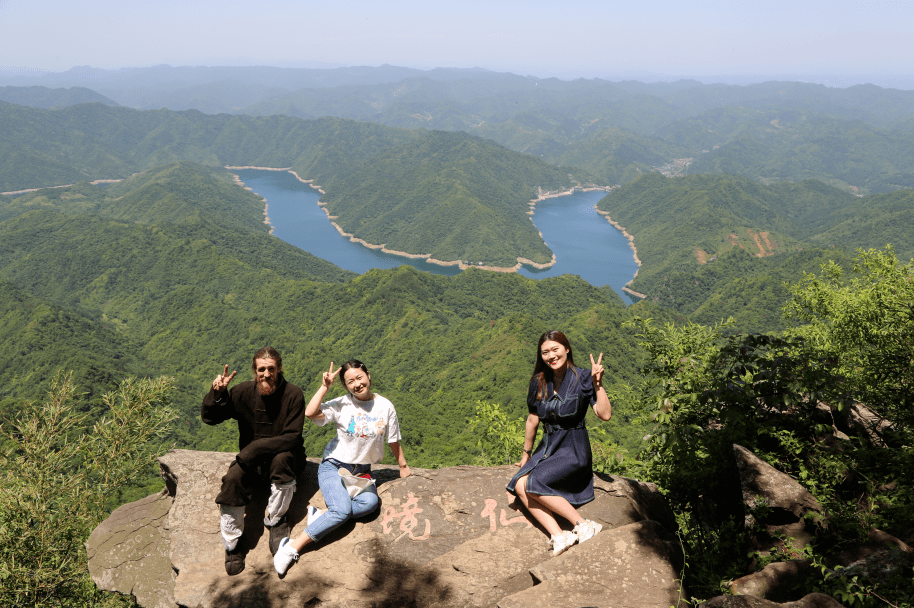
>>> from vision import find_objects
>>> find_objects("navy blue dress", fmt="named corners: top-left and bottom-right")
top-left (506, 366), bottom-right (597, 506)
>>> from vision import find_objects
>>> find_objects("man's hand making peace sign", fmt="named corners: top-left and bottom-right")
top-left (212, 364), bottom-right (238, 392)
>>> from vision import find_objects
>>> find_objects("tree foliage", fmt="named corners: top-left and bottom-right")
top-left (621, 249), bottom-right (914, 603)
top-left (627, 318), bottom-right (851, 513)
top-left (0, 372), bottom-right (176, 607)
top-left (784, 247), bottom-right (914, 432)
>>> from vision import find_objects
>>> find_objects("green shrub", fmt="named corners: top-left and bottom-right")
top-left (471, 400), bottom-right (526, 466)
top-left (623, 247), bottom-right (914, 604)
top-left (0, 372), bottom-right (176, 607)
top-left (785, 246), bottom-right (914, 433)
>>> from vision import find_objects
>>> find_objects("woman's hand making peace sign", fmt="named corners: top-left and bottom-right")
top-left (306, 361), bottom-right (340, 420)
top-left (590, 352), bottom-right (604, 386)
top-left (322, 361), bottom-right (342, 389)
top-left (590, 352), bottom-right (612, 421)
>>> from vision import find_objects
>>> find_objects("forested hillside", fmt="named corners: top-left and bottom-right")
top-left (4, 72), bottom-right (914, 363)
top-left (595, 172), bottom-right (914, 325)
top-left (233, 75), bottom-right (914, 193)
top-left (0, 280), bottom-right (145, 410)
top-left (0, 102), bottom-right (575, 266)
top-left (641, 247), bottom-right (855, 332)
top-left (4, 95), bottom-right (913, 373)
top-left (675, 111), bottom-right (914, 193)
top-left (6, 70), bottom-right (914, 195)
top-left (2, 69), bottom-right (912, 445)
top-left (0, 163), bottom-right (652, 478)
top-left (317, 129), bottom-right (566, 265)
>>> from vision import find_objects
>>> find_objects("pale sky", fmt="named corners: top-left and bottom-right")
top-left (2, 0), bottom-right (912, 84)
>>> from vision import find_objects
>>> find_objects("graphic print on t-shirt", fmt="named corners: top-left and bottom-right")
top-left (344, 410), bottom-right (385, 439)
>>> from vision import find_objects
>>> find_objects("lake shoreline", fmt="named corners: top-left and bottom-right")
top-left (227, 167), bottom-right (639, 285)
top-left (229, 166), bottom-right (568, 273)
top-left (229, 168), bottom-right (278, 235)
top-left (594, 207), bottom-right (646, 299)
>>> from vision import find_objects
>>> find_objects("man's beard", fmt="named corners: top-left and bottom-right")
top-left (258, 378), bottom-right (279, 396)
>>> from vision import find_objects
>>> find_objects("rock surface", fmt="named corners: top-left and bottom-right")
top-left (700, 592), bottom-right (846, 608)
top-left (88, 449), bottom-right (681, 608)
top-left (830, 546), bottom-right (914, 593)
top-left (499, 520), bottom-right (687, 608)
top-left (846, 402), bottom-right (894, 447)
top-left (833, 527), bottom-right (912, 567)
top-left (86, 490), bottom-right (176, 608)
top-left (728, 560), bottom-right (814, 601)
top-left (733, 444), bottom-right (826, 551)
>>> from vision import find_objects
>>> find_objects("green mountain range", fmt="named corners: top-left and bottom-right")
top-left (593, 172), bottom-right (914, 328)
top-left (3, 71), bottom-right (914, 462)
top-left (0, 102), bottom-right (575, 266)
top-left (3, 81), bottom-right (913, 340)
top-left (233, 76), bottom-right (914, 193)
top-left (0, 85), bottom-right (119, 109)
top-left (6, 71), bottom-right (914, 195)
top-left (0, 163), bottom-right (650, 475)
top-left (2, 69), bottom-right (912, 607)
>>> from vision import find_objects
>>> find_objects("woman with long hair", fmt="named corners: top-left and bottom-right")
top-left (274, 359), bottom-right (410, 575)
top-left (506, 330), bottom-right (612, 556)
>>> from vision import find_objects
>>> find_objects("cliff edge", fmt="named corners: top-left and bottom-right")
top-left (86, 449), bottom-right (683, 608)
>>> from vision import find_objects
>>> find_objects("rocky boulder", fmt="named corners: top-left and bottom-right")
top-left (86, 490), bottom-right (176, 608)
top-left (846, 402), bottom-right (895, 447)
top-left (727, 560), bottom-right (815, 601)
top-left (733, 444), bottom-right (827, 553)
top-left (502, 520), bottom-right (688, 608)
top-left (700, 592), bottom-right (846, 608)
top-left (832, 528), bottom-right (912, 567)
top-left (87, 449), bottom-right (682, 608)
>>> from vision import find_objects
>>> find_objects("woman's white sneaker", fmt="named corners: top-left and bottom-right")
top-left (273, 537), bottom-right (299, 575)
top-left (549, 530), bottom-right (577, 556)
top-left (573, 519), bottom-right (603, 543)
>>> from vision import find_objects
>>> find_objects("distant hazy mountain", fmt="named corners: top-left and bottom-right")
top-left (6, 65), bottom-right (914, 193)
top-left (0, 64), bottom-right (502, 113)
top-left (0, 85), bottom-right (119, 109)
top-left (235, 73), bottom-right (914, 192)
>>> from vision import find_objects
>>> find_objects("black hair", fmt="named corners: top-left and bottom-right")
top-left (530, 330), bottom-right (578, 401)
top-left (339, 359), bottom-right (371, 392)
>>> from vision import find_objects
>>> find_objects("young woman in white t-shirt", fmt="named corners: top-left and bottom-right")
top-left (274, 359), bottom-right (410, 575)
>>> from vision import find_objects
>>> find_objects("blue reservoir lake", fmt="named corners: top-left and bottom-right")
top-left (234, 169), bottom-right (640, 303)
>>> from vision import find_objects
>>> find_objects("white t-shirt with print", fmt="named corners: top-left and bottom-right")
top-left (314, 393), bottom-right (402, 465)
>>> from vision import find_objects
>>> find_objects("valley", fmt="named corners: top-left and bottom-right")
top-left (2, 64), bottom-right (913, 608)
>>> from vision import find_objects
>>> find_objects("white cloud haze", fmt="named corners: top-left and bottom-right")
top-left (1, 0), bottom-right (912, 85)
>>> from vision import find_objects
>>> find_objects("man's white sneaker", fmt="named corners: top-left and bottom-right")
top-left (549, 530), bottom-right (577, 556)
top-left (273, 537), bottom-right (299, 575)
top-left (306, 505), bottom-right (325, 527)
top-left (573, 519), bottom-right (603, 543)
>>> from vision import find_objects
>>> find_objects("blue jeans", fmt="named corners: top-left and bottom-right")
top-left (306, 459), bottom-right (379, 543)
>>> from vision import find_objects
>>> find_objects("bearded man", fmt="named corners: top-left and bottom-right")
top-left (202, 346), bottom-right (306, 576)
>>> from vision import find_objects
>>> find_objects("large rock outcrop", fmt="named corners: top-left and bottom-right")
top-left (733, 444), bottom-right (826, 553)
top-left (87, 450), bottom-right (683, 608)
top-left (700, 592), bottom-right (847, 608)
top-left (716, 444), bottom-right (911, 608)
